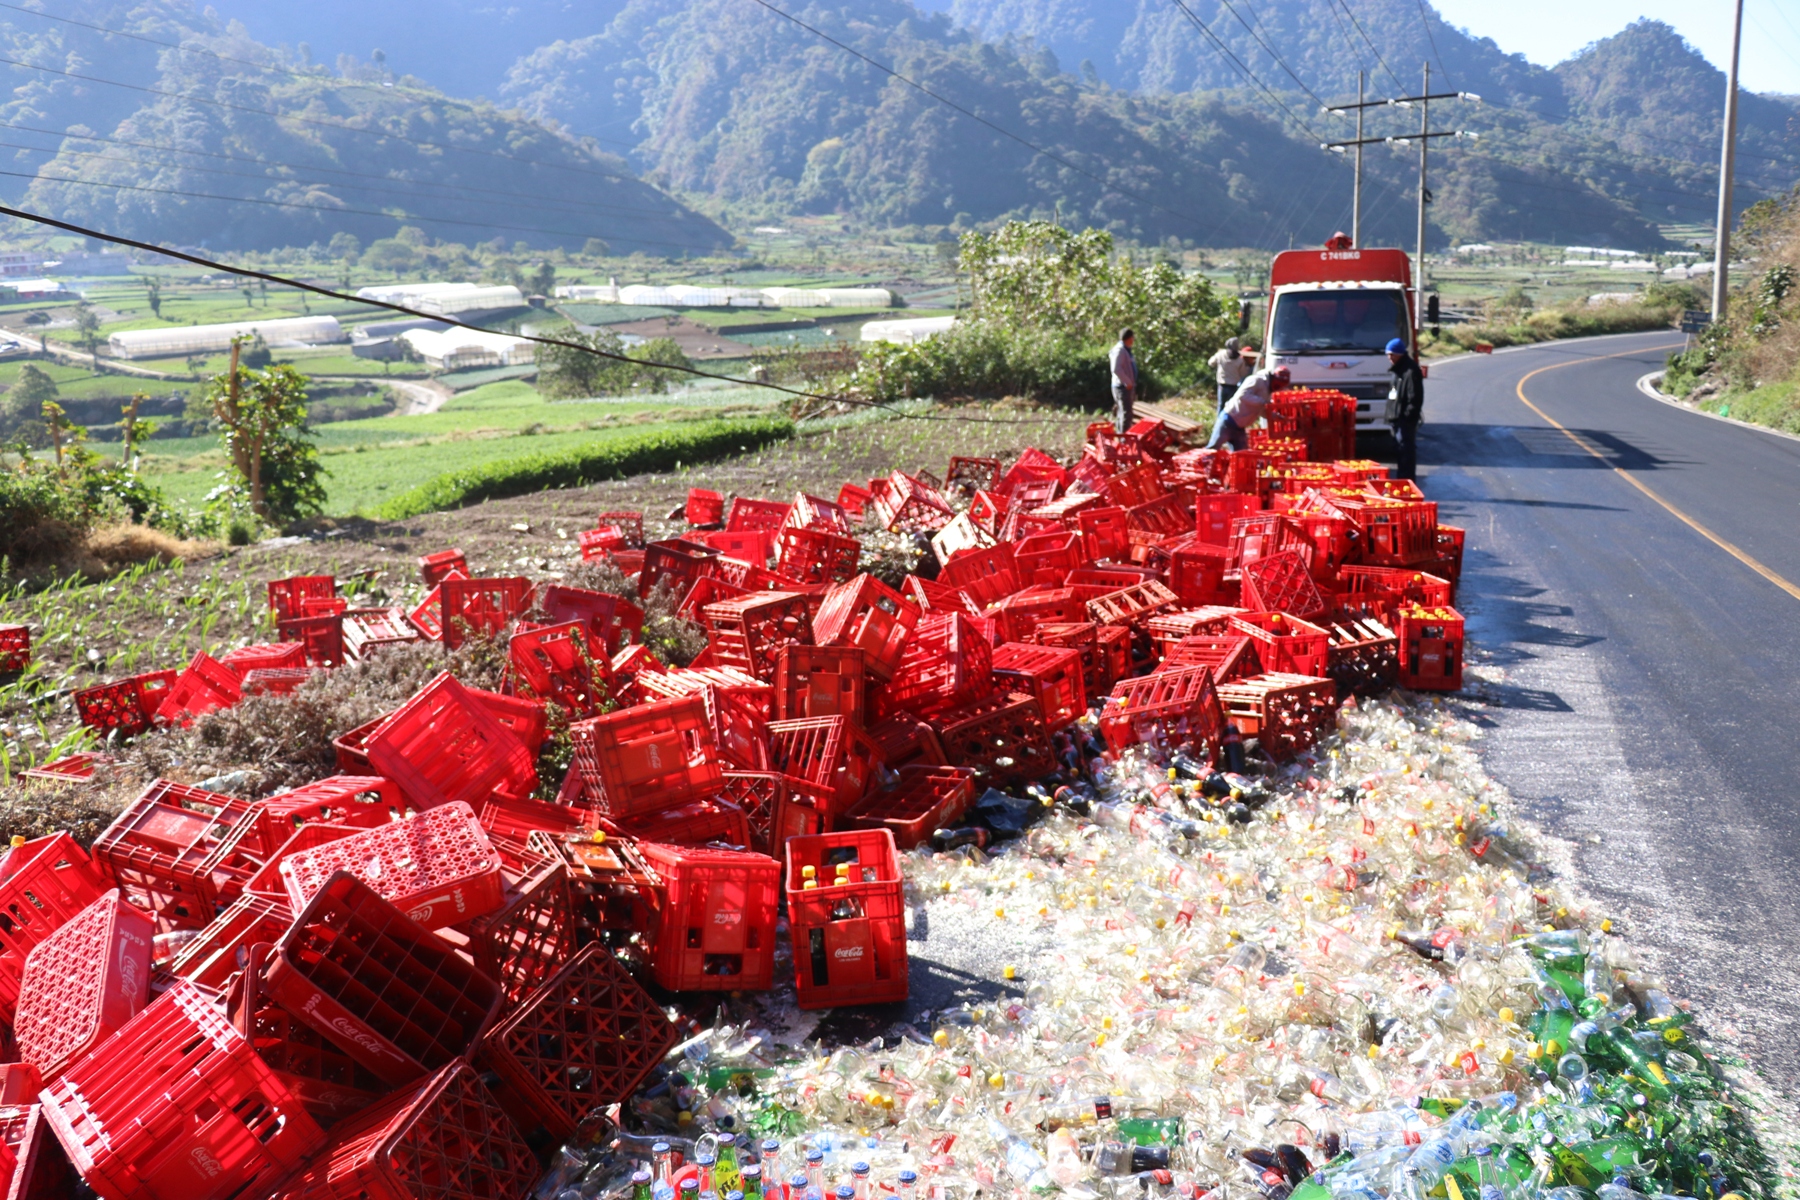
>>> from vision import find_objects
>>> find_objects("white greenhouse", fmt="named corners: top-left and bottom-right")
top-left (861, 316), bottom-right (956, 345)
top-left (555, 284), bottom-right (621, 302)
top-left (401, 328), bottom-right (535, 371)
top-left (355, 282), bottom-right (525, 314)
top-left (108, 315), bottom-right (345, 360)
top-left (761, 286), bottom-right (894, 309)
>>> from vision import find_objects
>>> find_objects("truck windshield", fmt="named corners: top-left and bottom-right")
top-left (1269, 289), bottom-right (1408, 353)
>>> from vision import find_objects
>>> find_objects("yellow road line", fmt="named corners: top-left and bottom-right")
top-left (1514, 343), bottom-right (1800, 604)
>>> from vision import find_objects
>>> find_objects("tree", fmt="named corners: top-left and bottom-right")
top-left (70, 299), bottom-right (102, 366)
top-left (362, 238), bottom-right (421, 278)
top-left (528, 262), bottom-right (557, 297)
top-left (537, 330), bottom-right (694, 399)
top-left (0, 364), bottom-right (58, 441)
top-left (145, 277), bottom-right (162, 320)
top-left (327, 232), bottom-right (362, 261)
top-left (582, 238), bottom-right (611, 259)
top-left (190, 342), bottom-right (325, 524)
top-left (120, 393), bottom-right (158, 463)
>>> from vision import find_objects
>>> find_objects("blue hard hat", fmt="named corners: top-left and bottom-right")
top-left (1385, 337), bottom-right (1407, 354)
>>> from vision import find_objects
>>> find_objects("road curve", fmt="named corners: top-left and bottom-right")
top-left (1417, 331), bottom-right (1800, 1123)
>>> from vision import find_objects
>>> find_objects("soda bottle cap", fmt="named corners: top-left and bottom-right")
top-left (853, 1162), bottom-right (870, 1175)
top-left (806, 1150), bottom-right (825, 1163)
top-left (742, 1166), bottom-right (761, 1180)
top-left (763, 1140), bottom-right (781, 1153)
top-left (590, 829), bottom-right (607, 844)
top-left (7, 835), bottom-right (22, 848)
top-left (803, 881), bottom-right (818, 890)
top-left (718, 1134), bottom-right (736, 1147)
top-left (635, 1171), bottom-right (655, 1184)
top-left (899, 1171), bottom-right (918, 1184)
top-left (681, 1184), bottom-right (700, 1195)
top-left (727, 1194), bottom-right (743, 1200)
top-left (790, 1177), bottom-right (809, 1191)
top-left (837, 1188), bottom-right (855, 1200)
top-left (802, 865), bottom-right (816, 879)
top-left (697, 1155), bottom-right (717, 1167)
top-left (654, 1143), bottom-right (672, 1153)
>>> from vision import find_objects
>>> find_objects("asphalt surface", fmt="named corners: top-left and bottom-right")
top-left (1414, 331), bottom-right (1800, 1141)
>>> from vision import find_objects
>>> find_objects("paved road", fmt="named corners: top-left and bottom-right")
top-left (1413, 331), bottom-right (1800, 1131)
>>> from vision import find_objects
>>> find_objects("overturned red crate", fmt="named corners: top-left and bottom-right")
top-left (990, 642), bottom-right (1085, 730)
top-left (458, 863), bottom-right (580, 1007)
top-left (279, 801), bottom-right (504, 930)
top-left (479, 944), bottom-right (677, 1139)
top-left (933, 691), bottom-right (1055, 784)
top-left (264, 872), bottom-right (502, 1087)
top-left (768, 715), bottom-right (881, 819)
top-left (1217, 672), bottom-right (1339, 759)
top-left (0, 834), bottom-right (110, 1019)
top-left (1088, 579), bottom-right (1181, 628)
top-left (74, 670), bottom-right (178, 739)
top-left (612, 797), bottom-right (752, 849)
top-left (686, 487), bottom-right (724, 526)
top-left (340, 608), bottom-right (422, 660)
top-left (153, 652), bottom-right (242, 727)
top-left (571, 693), bottom-right (725, 820)
top-left (439, 575), bottom-right (533, 649)
top-left (1168, 540), bottom-right (1236, 606)
top-left (1334, 493), bottom-right (1439, 566)
top-left (167, 892), bottom-right (293, 991)
top-left (1229, 611), bottom-right (1332, 678)
top-left (812, 573), bottom-right (916, 683)
top-left (0, 1101), bottom-right (72, 1200)
top-left (364, 673), bottom-right (536, 811)
top-left (785, 828), bottom-right (907, 1009)
top-left (1099, 665), bottom-right (1225, 757)
top-left (638, 665), bottom-right (773, 771)
top-left (775, 526), bottom-right (861, 585)
top-left (268, 1062), bottom-right (537, 1200)
top-left (14, 891), bottom-right (153, 1084)
top-left (717, 771), bottom-right (821, 858)
top-left (847, 765), bottom-right (975, 850)
top-left (1241, 550), bottom-right (1328, 620)
top-left (946, 456), bottom-right (1001, 494)
top-left (278, 612), bottom-right (346, 668)
top-left (92, 780), bottom-right (264, 929)
top-left (1013, 529), bottom-right (1084, 586)
top-left (704, 590), bottom-right (813, 680)
top-left (220, 642), bottom-right (305, 672)
top-left (1397, 604), bottom-right (1465, 691)
top-left (40, 981), bottom-right (325, 1200)
top-left (510, 621), bottom-right (608, 716)
top-left (233, 943), bottom-right (387, 1128)
top-left (871, 471), bottom-right (954, 533)
top-left (1161, 634), bottom-right (1262, 684)
top-left (881, 612), bottom-right (993, 715)
top-left (939, 542), bottom-right (1020, 608)
top-left (262, 776), bottom-right (397, 835)
top-left (417, 548), bottom-right (466, 586)
top-left (1323, 614), bottom-right (1400, 696)
top-left (268, 575), bottom-right (336, 623)
top-left (638, 842), bottom-right (780, 992)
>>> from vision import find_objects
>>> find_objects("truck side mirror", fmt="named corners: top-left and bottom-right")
top-left (1237, 299), bottom-right (1252, 334)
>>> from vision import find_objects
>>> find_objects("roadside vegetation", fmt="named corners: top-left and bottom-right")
top-left (1419, 281), bottom-right (1693, 357)
top-left (1664, 190), bottom-right (1800, 434)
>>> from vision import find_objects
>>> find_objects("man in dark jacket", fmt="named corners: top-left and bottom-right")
top-left (1386, 337), bottom-right (1424, 480)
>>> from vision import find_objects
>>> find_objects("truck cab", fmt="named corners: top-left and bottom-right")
top-left (1262, 243), bottom-right (1417, 434)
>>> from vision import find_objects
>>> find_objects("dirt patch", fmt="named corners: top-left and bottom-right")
top-left (603, 315), bottom-right (756, 360)
top-left (85, 524), bottom-right (215, 572)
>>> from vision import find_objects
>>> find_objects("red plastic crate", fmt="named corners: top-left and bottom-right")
top-left (542, 584), bottom-right (635, 653)
top-left (231, 944), bottom-right (387, 1128)
top-left (1160, 634), bottom-right (1263, 684)
top-left (328, 714), bottom-right (386, 774)
top-left (612, 797), bottom-right (752, 849)
top-left (639, 539), bottom-right (718, 600)
top-left (509, 621), bottom-right (608, 716)
top-left (1168, 540), bottom-right (1236, 606)
top-left (220, 642), bottom-right (306, 672)
top-left (459, 863), bottom-right (580, 1008)
top-left (784, 829), bottom-right (907, 1009)
top-left (638, 665), bottom-right (773, 772)
top-left (1099, 665), bottom-right (1225, 758)
top-left (786, 492), bottom-right (854, 536)
top-left (932, 691), bottom-right (1055, 784)
top-left (92, 781), bottom-right (264, 930)
top-left (1075, 504), bottom-right (1130, 561)
top-left (812, 574), bottom-right (916, 683)
top-left (775, 526), bottom-right (861, 586)
top-left (637, 843), bottom-right (780, 992)
top-left (685, 487), bottom-right (724, 526)
top-left (938, 543), bottom-right (1020, 609)
top-left (990, 642), bottom-right (1085, 730)
top-left (0, 834), bottom-right (110, 1020)
top-left (570, 694), bottom-right (725, 820)
top-left (946, 456), bottom-right (1001, 494)
top-left (1087, 580), bottom-right (1181, 628)
top-left (766, 716), bottom-right (878, 818)
top-left (0, 1101), bottom-right (72, 1200)
top-left (340, 608), bottom-right (423, 660)
top-left (240, 824), bottom-right (363, 904)
top-left (1397, 605), bottom-right (1465, 691)
top-left (704, 590), bottom-right (813, 681)
top-left (279, 802), bottom-right (504, 930)
top-left (870, 472), bottom-right (954, 533)
top-left (417, 548), bottom-right (466, 586)
top-left (1241, 550), bottom-right (1328, 620)
top-left (696, 527), bottom-right (776, 565)
top-left (73, 670), bottom-right (178, 739)
top-left (41, 981), bottom-right (325, 1200)
top-left (967, 488), bottom-right (1007, 533)
top-left (364, 673), bottom-right (537, 811)
top-left (152, 652), bottom-right (242, 727)
top-left (270, 1061), bottom-right (538, 1200)
top-left (716, 771), bottom-right (820, 858)
top-left (277, 613), bottom-right (346, 668)
top-left (1012, 529), bottom-right (1083, 587)
top-left (1434, 524), bottom-right (1466, 585)
top-left (836, 481), bottom-right (875, 519)
top-left (989, 587), bottom-right (1084, 643)
top-left (478, 944), bottom-right (677, 1138)
top-left (262, 777), bottom-right (398, 836)
top-left (475, 793), bottom-right (580, 878)
top-left (438, 576), bottom-right (533, 649)
top-left (1216, 673), bottom-right (1339, 759)
top-left (1229, 611), bottom-right (1331, 678)
top-left (240, 667), bottom-right (317, 696)
top-left (264, 872), bottom-right (502, 1087)
top-left (596, 510), bottom-right (646, 547)
top-left (726, 496), bottom-right (791, 532)
top-left (467, 686), bottom-right (548, 754)
top-left (578, 526), bottom-right (625, 561)
top-left (268, 575), bottom-right (336, 623)
top-left (167, 893), bottom-right (293, 991)
top-left (774, 644), bottom-right (864, 721)
top-left (1334, 565), bottom-right (1453, 625)
top-left (846, 765), bottom-right (975, 850)
top-left (1332, 494), bottom-right (1439, 566)
top-left (14, 891), bottom-right (152, 1083)
top-left (882, 612), bottom-right (993, 716)
top-left (1322, 615), bottom-right (1399, 696)
top-left (17, 751), bottom-right (111, 785)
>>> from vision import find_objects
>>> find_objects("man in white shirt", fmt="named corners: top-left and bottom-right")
top-left (1109, 329), bottom-right (1137, 434)
top-left (1206, 364), bottom-right (1290, 451)
top-left (1207, 337), bottom-right (1250, 407)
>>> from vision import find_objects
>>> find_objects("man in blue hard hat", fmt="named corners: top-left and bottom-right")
top-left (1386, 336), bottom-right (1424, 480)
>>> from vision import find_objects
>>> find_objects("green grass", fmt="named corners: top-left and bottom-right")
top-left (270, 352), bottom-right (428, 379)
top-left (1704, 371), bottom-right (1800, 436)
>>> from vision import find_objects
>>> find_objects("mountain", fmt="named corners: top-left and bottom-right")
top-left (498, 0), bottom-right (1669, 248)
top-left (0, 2), bottom-right (732, 255)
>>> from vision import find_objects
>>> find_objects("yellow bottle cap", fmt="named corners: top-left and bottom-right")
top-left (8, 835), bottom-right (23, 849)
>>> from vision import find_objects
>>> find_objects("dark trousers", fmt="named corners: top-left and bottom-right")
top-left (1394, 418), bottom-right (1420, 480)
top-left (1217, 382), bottom-right (1234, 406)
top-left (1113, 384), bottom-right (1135, 434)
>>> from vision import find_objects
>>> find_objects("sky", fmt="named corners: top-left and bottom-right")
top-left (1433, 0), bottom-right (1800, 94)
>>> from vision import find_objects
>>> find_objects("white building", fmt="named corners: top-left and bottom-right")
top-left (762, 286), bottom-right (894, 309)
top-left (7, 279), bottom-right (63, 300)
top-left (400, 327), bottom-right (535, 370)
top-left (108, 315), bottom-right (344, 359)
top-left (355, 282), bottom-right (524, 314)
top-left (861, 316), bottom-right (956, 345)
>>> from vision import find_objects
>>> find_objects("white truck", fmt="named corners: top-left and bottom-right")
top-left (1261, 240), bottom-right (1420, 435)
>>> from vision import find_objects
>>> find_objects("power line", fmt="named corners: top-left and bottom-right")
top-left (1413, 0), bottom-right (1452, 87)
top-left (1210, 0), bottom-right (1329, 109)
top-left (0, 0), bottom-right (645, 154)
top-left (743, 0), bottom-right (1229, 238)
top-left (1334, 1), bottom-right (1406, 90)
top-left (9, 169), bottom-right (735, 258)
top-left (1165, 0), bottom-right (1325, 140)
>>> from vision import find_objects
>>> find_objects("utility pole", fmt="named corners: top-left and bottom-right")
top-left (1416, 63), bottom-right (1430, 300)
top-left (1711, 0), bottom-right (1744, 320)
top-left (1353, 70), bottom-right (1365, 247)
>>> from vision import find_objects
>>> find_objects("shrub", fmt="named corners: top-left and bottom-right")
top-left (369, 416), bottom-right (793, 520)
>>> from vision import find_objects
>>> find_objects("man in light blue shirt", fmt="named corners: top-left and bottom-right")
top-left (1109, 329), bottom-right (1137, 434)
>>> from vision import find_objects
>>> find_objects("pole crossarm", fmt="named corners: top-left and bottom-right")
top-left (1323, 91), bottom-right (1478, 112)
top-left (1322, 130), bottom-right (1473, 150)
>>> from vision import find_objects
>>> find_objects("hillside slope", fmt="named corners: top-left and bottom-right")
top-left (1, 1), bottom-right (732, 255)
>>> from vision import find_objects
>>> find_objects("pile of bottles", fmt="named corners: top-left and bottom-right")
top-left (536, 696), bottom-right (1773, 1200)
